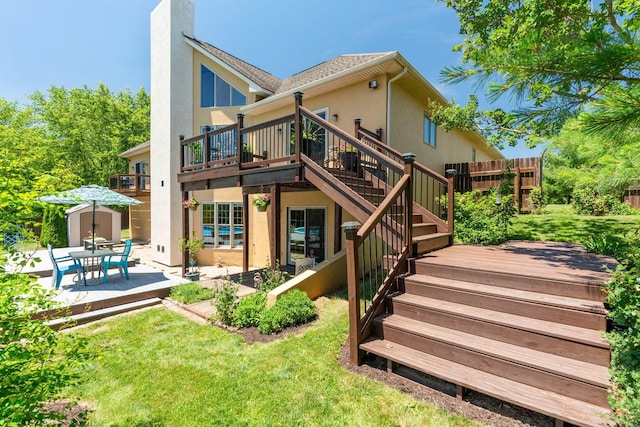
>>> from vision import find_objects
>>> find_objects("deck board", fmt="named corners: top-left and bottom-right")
top-left (361, 338), bottom-right (614, 427)
top-left (418, 242), bottom-right (615, 285)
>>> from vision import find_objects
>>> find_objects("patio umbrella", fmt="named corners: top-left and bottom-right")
top-left (39, 184), bottom-right (142, 252)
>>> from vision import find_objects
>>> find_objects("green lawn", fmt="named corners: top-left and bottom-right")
top-left (508, 204), bottom-right (639, 243)
top-left (66, 298), bottom-right (484, 427)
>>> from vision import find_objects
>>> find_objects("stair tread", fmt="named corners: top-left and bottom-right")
top-left (404, 274), bottom-right (608, 314)
top-left (47, 298), bottom-right (162, 326)
top-left (360, 338), bottom-right (613, 427)
top-left (379, 313), bottom-right (610, 388)
top-left (416, 245), bottom-right (611, 286)
top-left (412, 232), bottom-right (450, 242)
top-left (392, 293), bottom-right (609, 348)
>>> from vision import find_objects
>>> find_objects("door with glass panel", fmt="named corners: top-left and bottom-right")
top-left (287, 208), bottom-right (325, 265)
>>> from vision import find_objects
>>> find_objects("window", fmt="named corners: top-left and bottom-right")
top-left (202, 202), bottom-right (243, 248)
top-left (200, 65), bottom-right (247, 108)
top-left (472, 147), bottom-right (477, 162)
top-left (424, 115), bottom-right (437, 147)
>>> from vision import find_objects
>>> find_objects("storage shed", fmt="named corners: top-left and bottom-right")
top-left (66, 203), bottom-right (122, 247)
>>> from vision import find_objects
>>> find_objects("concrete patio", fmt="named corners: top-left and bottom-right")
top-left (21, 243), bottom-right (249, 321)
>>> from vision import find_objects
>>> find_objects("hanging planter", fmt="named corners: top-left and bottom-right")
top-left (183, 198), bottom-right (199, 211)
top-left (252, 194), bottom-right (271, 212)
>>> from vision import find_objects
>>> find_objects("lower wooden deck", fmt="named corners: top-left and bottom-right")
top-left (365, 240), bottom-right (617, 427)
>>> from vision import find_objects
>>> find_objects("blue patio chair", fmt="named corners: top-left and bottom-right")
top-left (47, 244), bottom-right (87, 289)
top-left (101, 239), bottom-right (132, 283)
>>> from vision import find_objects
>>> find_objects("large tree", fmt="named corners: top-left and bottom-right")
top-left (433, 0), bottom-right (640, 146)
top-left (0, 84), bottom-right (150, 193)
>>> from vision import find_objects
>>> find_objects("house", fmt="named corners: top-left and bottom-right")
top-left (109, 2), bottom-right (614, 424)
top-left (117, 0), bottom-right (501, 278)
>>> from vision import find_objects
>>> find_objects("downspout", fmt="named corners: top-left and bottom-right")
top-left (386, 66), bottom-right (408, 145)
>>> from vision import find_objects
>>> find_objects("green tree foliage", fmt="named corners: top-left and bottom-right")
top-left (449, 189), bottom-right (517, 245)
top-left (543, 119), bottom-right (640, 203)
top-left (1, 175), bottom-right (88, 425)
top-left (433, 0), bottom-right (640, 146)
top-left (39, 205), bottom-right (68, 248)
top-left (0, 84), bottom-right (149, 198)
top-left (28, 83), bottom-right (150, 186)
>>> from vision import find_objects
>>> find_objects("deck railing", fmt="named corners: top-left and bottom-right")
top-left (356, 122), bottom-right (452, 233)
top-left (180, 124), bottom-right (239, 172)
top-left (239, 114), bottom-right (295, 168)
top-left (108, 174), bottom-right (150, 194)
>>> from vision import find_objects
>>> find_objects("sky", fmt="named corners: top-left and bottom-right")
top-left (0, 0), bottom-right (542, 159)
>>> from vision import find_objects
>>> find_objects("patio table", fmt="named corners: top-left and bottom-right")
top-left (68, 249), bottom-right (116, 285)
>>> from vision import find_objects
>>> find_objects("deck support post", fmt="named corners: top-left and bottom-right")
top-left (456, 385), bottom-right (466, 401)
top-left (445, 168), bottom-right (457, 244)
top-left (555, 419), bottom-right (565, 427)
top-left (334, 204), bottom-right (342, 255)
top-left (403, 153), bottom-right (415, 259)
top-left (243, 192), bottom-right (249, 272)
top-left (181, 189), bottom-right (189, 277)
top-left (237, 113), bottom-right (244, 166)
top-left (294, 92), bottom-right (303, 180)
top-left (343, 221), bottom-right (363, 365)
top-left (269, 184), bottom-right (281, 270)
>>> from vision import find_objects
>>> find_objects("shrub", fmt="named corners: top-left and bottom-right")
top-left (448, 189), bottom-right (517, 245)
top-left (570, 183), bottom-right (635, 216)
top-left (39, 205), bottom-right (68, 248)
top-left (210, 275), bottom-right (239, 326)
top-left (582, 234), bottom-right (630, 260)
top-left (605, 264), bottom-right (640, 426)
top-left (529, 186), bottom-right (547, 213)
top-left (169, 283), bottom-right (213, 304)
top-left (258, 290), bottom-right (316, 334)
top-left (254, 259), bottom-right (289, 293)
top-left (233, 293), bottom-right (266, 328)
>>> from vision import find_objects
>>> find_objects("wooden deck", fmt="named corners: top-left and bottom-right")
top-left (362, 241), bottom-right (616, 427)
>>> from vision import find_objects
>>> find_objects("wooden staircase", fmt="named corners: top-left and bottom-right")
top-left (326, 167), bottom-right (451, 256)
top-left (360, 242), bottom-right (614, 427)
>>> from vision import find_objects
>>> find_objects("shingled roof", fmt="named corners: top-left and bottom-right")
top-left (185, 35), bottom-right (396, 97)
top-left (275, 52), bottom-right (396, 94)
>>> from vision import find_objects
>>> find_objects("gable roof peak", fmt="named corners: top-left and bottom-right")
top-left (184, 34), bottom-right (282, 94)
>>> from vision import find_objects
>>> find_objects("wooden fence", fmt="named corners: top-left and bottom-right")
top-left (445, 157), bottom-right (542, 213)
top-left (623, 186), bottom-right (640, 209)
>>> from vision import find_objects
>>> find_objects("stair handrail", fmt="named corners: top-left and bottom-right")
top-left (344, 161), bottom-right (413, 365)
top-left (357, 128), bottom-right (453, 233)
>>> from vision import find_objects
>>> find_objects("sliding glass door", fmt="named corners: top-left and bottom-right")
top-left (287, 208), bottom-right (326, 265)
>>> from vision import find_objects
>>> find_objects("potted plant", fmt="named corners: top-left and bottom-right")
top-left (252, 193), bottom-right (271, 212)
top-left (290, 119), bottom-right (324, 161)
top-left (338, 143), bottom-right (359, 173)
top-left (179, 231), bottom-right (205, 281)
top-left (182, 198), bottom-right (199, 211)
top-left (241, 143), bottom-right (253, 163)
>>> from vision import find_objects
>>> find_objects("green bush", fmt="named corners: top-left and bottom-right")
top-left (449, 189), bottom-right (517, 245)
top-left (233, 293), bottom-right (267, 328)
top-left (254, 259), bottom-right (289, 293)
top-left (169, 283), bottom-right (213, 304)
top-left (605, 264), bottom-right (640, 426)
top-left (211, 276), bottom-right (239, 326)
top-left (582, 234), bottom-right (630, 260)
top-left (529, 186), bottom-right (547, 213)
top-left (258, 290), bottom-right (316, 334)
top-left (39, 206), bottom-right (68, 248)
top-left (570, 183), bottom-right (636, 216)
